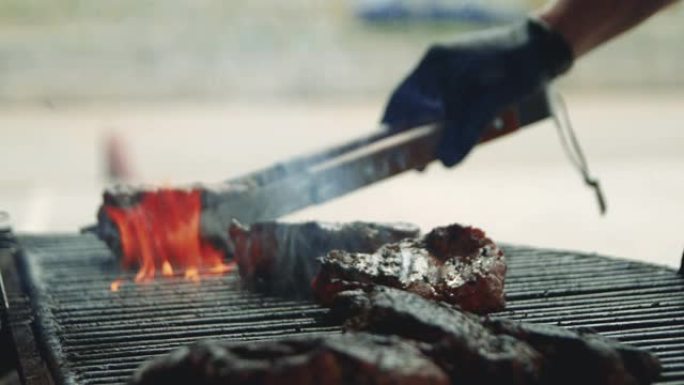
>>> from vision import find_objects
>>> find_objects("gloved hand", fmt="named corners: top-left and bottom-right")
top-left (381, 17), bottom-right (574, 167)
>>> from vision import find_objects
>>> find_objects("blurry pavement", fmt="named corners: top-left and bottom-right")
top-left (0, 91), bottom-right (682, 268)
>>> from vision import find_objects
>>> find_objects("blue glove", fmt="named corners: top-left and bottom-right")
top-left (381, 18), bottom-right (574, 167)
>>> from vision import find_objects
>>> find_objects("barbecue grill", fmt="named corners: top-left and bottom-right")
top-left (1, 230), bottom-right (683, 385)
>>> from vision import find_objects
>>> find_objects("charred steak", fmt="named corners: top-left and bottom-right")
top-left (129, 333), bottom-right (449, 385)
top-left (483, 319), bottom-right (663, 385)
top-left (313, 223), bottom-right (506, 313)
top-left (333, 287), bottom-right (661, 385)
top-left (332, 287), bottom-right (542, 385)
top-left (229, 220), bottom-right (419, 297)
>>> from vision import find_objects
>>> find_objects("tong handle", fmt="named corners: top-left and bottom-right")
top-left (229, 90), bottom-right (551, 190)
top-left (202, 89), bottom-right (553, 229)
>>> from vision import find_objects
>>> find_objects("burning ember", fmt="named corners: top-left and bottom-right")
top-left (104, 188), bottom-right (233, 287)
top-left (110, 279), bottom-right (124, 292)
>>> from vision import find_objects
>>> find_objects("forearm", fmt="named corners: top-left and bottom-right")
top-left (537, 0), bottom-right (678, 57)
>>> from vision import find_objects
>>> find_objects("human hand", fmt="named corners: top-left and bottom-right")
top-left (381, 18), bottom-right (573, 167)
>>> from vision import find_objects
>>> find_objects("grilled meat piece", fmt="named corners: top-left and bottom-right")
top-left (130, 333), bottom-right (449, 385)
top-left (483, 319), bottom-right (662, 385)
top-left (333, 287), bottom-right (661, 385)
top-left (229, 220), bottom-right (419, 297)
top-left (332, 287), bottom-right (542, 385)
top-left (313, 223), bottom-right (505, 313)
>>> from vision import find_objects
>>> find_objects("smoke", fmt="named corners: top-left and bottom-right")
top-left (230, 220), bottom-right (420, 298)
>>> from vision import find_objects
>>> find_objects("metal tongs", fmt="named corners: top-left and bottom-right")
top-left (197, 90), bottom-right (554, 235)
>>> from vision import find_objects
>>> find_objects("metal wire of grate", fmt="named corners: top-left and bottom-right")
top-left (11, 234), bottom-right (684, 385)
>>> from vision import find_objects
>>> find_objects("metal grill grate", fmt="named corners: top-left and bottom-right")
top-left (6, 234), bottom-right (684, 385)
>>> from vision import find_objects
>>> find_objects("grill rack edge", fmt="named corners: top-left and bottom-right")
top-left (3, 233), bottom-right (684, 385)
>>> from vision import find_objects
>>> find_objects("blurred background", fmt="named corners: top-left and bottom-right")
top-left (1, 0), bottom-right (682, 267)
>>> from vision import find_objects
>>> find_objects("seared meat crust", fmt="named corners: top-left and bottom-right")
top-left (129, 333), bottom-right (449, 385)
top-left (229, 220), bottom-right (419, 297)
top-left (333, 287), bottom-right (541, 385)
top-left (333, 287), bottom-right (661, 385)
top-left (483, 319), bottom-right (662, 385)
top-left (314, 223), bottom-right (506, 313)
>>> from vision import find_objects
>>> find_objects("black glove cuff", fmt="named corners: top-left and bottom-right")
top-left (527, 17), bottom-right (575, 79)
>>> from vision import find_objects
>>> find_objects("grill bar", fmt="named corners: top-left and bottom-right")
top-left (60, 329), bottom-right (341, 367)
top-left (4, 234), bottom-right (684, 385)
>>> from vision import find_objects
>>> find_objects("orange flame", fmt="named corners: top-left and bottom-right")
top-left (105, 188), bottom-right (234, 290)
top-left (161, 261), bottom-right (174, 277)
top-left (110, 279), bottom-right (124, 292)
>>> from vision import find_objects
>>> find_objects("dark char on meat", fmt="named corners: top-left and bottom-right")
top-left (229, 220), bottom-right (419, 297)
top-left (332, 286), bottom-right (662, 385)
top-left (313, 223), bottom-right (506, 313)
top-left (129, 333), bottom-right (449, 385)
